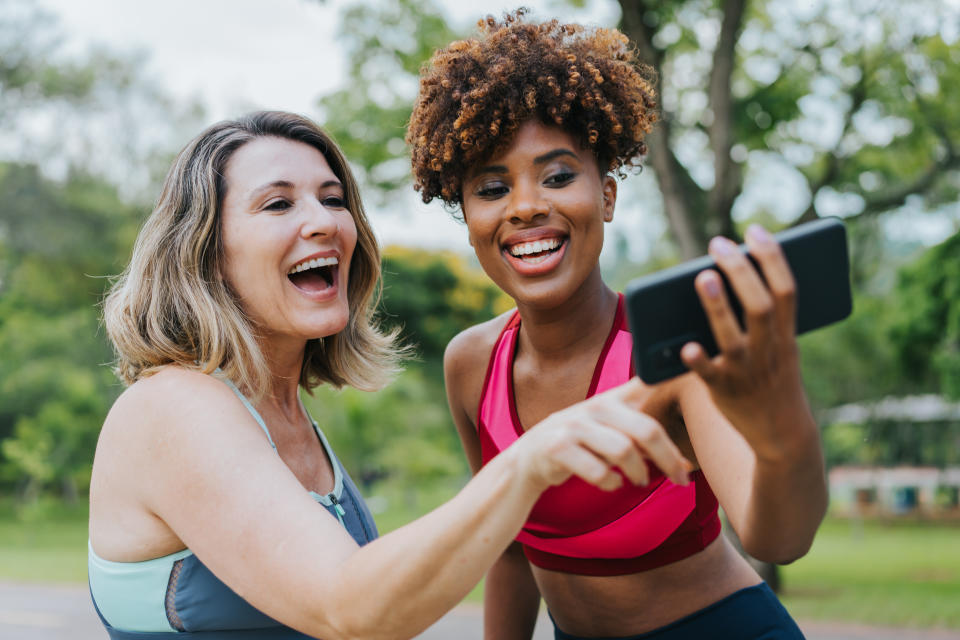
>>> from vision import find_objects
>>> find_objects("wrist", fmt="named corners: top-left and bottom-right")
top-left (496, 444), bottom-right (548, 502)
top-left (752, 416), bottom-right (823, 469)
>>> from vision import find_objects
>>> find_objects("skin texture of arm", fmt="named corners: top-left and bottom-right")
top-left (444, 318), bottom-right (542, 640)
top-left (677, 225), bottom-right (827, 563)
top-left (90, 353), bottom-right (689, 640)
top-left (92, 367), bottom-right (545, 640)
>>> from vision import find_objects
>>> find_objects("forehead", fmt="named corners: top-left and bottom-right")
top-left (224, 136), bottom-right (338, 194)
top-left (479, 120), bottom-right (591, 167)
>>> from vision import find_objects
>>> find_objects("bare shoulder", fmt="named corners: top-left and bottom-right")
top-left (103, 366), bottom-right (240, 439)
top-left (443, 310), bottom-right (515, 425)
top-left (91, 367), bottom-right (261, 558)
top-left (444, 310), bottom-right (514, 387)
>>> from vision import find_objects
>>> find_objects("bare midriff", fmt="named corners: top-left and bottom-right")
top-left (534, 534), bottom-right (762, 637)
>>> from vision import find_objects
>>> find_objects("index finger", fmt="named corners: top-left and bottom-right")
top-left (596, 377), bottom-right (648, 407)
top-left (590, 400), bottom-right (692, 486)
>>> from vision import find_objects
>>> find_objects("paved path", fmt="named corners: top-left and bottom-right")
top-left (2, 581), bottom-right (958, 639)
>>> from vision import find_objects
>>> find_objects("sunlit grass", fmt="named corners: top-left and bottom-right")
top-left (780, 517), bottom-right (960, 629)
top-left (0, 498), bottom-right (89, 583)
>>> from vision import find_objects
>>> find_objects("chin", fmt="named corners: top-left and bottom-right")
top-left (298, 312), bottom-right (350, 340)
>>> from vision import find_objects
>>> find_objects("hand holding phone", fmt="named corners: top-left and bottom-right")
top-left (625, 217), bottom-right (852, 385)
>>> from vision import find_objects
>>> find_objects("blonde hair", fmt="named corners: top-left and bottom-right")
top-left (104, 111), bottom-right (401, 397)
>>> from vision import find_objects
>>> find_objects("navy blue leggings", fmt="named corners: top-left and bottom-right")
top-left (552, 583), bottom-right (805, 640)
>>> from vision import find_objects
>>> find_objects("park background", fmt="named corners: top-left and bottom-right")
top-left (1, 0), bottom-right (958, 634)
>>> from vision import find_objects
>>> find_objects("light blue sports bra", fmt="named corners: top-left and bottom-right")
top-left (88, 375), bottom-right (378, 639)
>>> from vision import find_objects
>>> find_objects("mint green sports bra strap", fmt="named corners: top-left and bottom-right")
top-left (218, 376), bottom-right (277, 451)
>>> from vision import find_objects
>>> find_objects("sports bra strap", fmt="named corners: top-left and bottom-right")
top-left (218, 376), bottom-right (277, 451)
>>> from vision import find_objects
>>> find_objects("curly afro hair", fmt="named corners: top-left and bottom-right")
top-left (406, 9), bottom-right (657, 207)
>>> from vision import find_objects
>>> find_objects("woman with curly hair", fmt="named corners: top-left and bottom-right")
top-left (407, 11), bottom-right (822, 640)
top-left (88, 110), bottom-right (691, 639)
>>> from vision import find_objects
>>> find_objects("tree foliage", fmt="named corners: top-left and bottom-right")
top-left (317, 0), bottom-right (960, 258)
top-left (888, 231), bottom-right (960, 399)
top-left (0, 164), bottom-right (141, 499)
top-left (380, 246), bottom-right (512, 362)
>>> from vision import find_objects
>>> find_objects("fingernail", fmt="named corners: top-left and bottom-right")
top-left (709, 236), bottom-right (737, 257)
top-left (702, 274), bottom-right (720, 298)
top-left (747, 225), bottom-right (773, 244)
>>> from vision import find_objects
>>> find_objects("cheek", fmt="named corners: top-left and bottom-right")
top-left (342, 216), bottom-right (359, 260)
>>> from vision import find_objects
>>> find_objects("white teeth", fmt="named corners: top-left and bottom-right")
top-left (288, 256), bottom-right (338, 275)
top-left (509, 238), bottom-right (561, 257)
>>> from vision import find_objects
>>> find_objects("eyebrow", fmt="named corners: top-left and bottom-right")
top-left (474, 148), bottom-right (579, 175)
top-left (247, 179), bottom-right (343, 200)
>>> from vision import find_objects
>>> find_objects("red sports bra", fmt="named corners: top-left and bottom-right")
top-left (477, 294), bottom-right (722, 576)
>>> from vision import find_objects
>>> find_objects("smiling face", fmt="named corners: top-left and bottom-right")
top-left (461, 120), bottom-right (617, 309)
top-left (220, 136), bottom-right (357, 351)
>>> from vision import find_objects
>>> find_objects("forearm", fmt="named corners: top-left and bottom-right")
top-left (737, 420), bottom-right (827, 563)
top-left (484, 543), bottom-right (541, 640)
top-left (324, 449), bottom-right (541, 640)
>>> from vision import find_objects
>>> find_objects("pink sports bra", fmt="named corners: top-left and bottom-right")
top-left (477, 294), bottom-right (722, 576)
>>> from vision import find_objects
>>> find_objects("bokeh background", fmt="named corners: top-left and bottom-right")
top-left (1, 0), bottom-right (958, 633)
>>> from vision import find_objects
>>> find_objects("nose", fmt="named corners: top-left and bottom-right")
top-left (299, 199), bottom-right (340, 239)
top-left (509, 179), bottom-right (549, 223)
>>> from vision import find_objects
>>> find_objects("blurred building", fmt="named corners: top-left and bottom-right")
top-left (829, 465), bottom-right (960, 517)
top-left (823, 395), bottom-right (960, 518)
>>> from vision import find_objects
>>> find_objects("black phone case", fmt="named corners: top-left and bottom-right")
top-left (625, 217), bottom-right (852, 384)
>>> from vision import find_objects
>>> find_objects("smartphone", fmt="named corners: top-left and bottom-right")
top-left (624, 217), bottom-right (852, 385)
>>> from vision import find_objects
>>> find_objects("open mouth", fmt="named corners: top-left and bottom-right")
top-left (505, 237), bottom-right (566, 264)
top-left (288, 256), bottom-right (337, 292)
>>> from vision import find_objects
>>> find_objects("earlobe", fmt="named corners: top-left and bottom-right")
top-left (602, 176), bottom-right (618, 222)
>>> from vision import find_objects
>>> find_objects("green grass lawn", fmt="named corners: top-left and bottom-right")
top-left (780, 517), bottom-right (960, 629)
top-left (2, 494), bottom-right (957, 629)
top-left (0, 498), bottom-right (89, 583)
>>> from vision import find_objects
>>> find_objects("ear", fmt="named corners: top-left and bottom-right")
top-left (601, 175), bottom-right (617, 222)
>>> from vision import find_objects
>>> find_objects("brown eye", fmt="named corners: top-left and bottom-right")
top-left (322, 196), bottom-right (347, 209)
top-left (545, 171), bottom-right (575, 186)
top-left (476, 182), bottom-right (508, 198)
top-left (264, 199), bottom-right (292, 211)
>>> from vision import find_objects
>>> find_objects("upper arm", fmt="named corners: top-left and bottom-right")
top-left (98, 368), bottom-right (357, 633)
top-left (675, 375), bottom-right (755, 528)
top-left (443, 319), bottom-right (505, 475)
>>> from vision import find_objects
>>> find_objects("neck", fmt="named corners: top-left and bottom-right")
top-left (258, 334), bottom-right (309, 418)
top-left (514, 268), bottom-right (618, 362)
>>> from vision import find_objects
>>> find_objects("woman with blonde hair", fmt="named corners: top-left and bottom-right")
top-left (89, 110), bottom-right (692, 639)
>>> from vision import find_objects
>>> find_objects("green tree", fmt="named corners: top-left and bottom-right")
top-left (618, 0), bottom-right (960, 256)
top-left (317, 0), bottom-right (959, 258)
top-left (0, 164), bottom-right (142, 499)
top-left (888, 231), bottom-right (960, 399)
top-left (0, 2), bottom-right (198, 501)
top-left (316, 0), bottom-right (459, 197)
top-left (380, 246), bottom-right (511, 363)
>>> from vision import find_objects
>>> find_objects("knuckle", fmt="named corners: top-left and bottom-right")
top-left (774, 285), bottom-right (796, 305)
top-left (612, 440), bottom-right (634, 463)
top-left (747, 298), bottom-right (774, 321)
top-left (725, 340), bottom-right (748, 361)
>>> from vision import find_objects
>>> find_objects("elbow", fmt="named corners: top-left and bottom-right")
top-left (318, 615), bottom-right (383, 640)
top-left (745, 538), bottom-right (813, 566)
top-left (321, 608), bottom-right (411, 640)
top-left (740, 526), bottom-right (817, 565)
